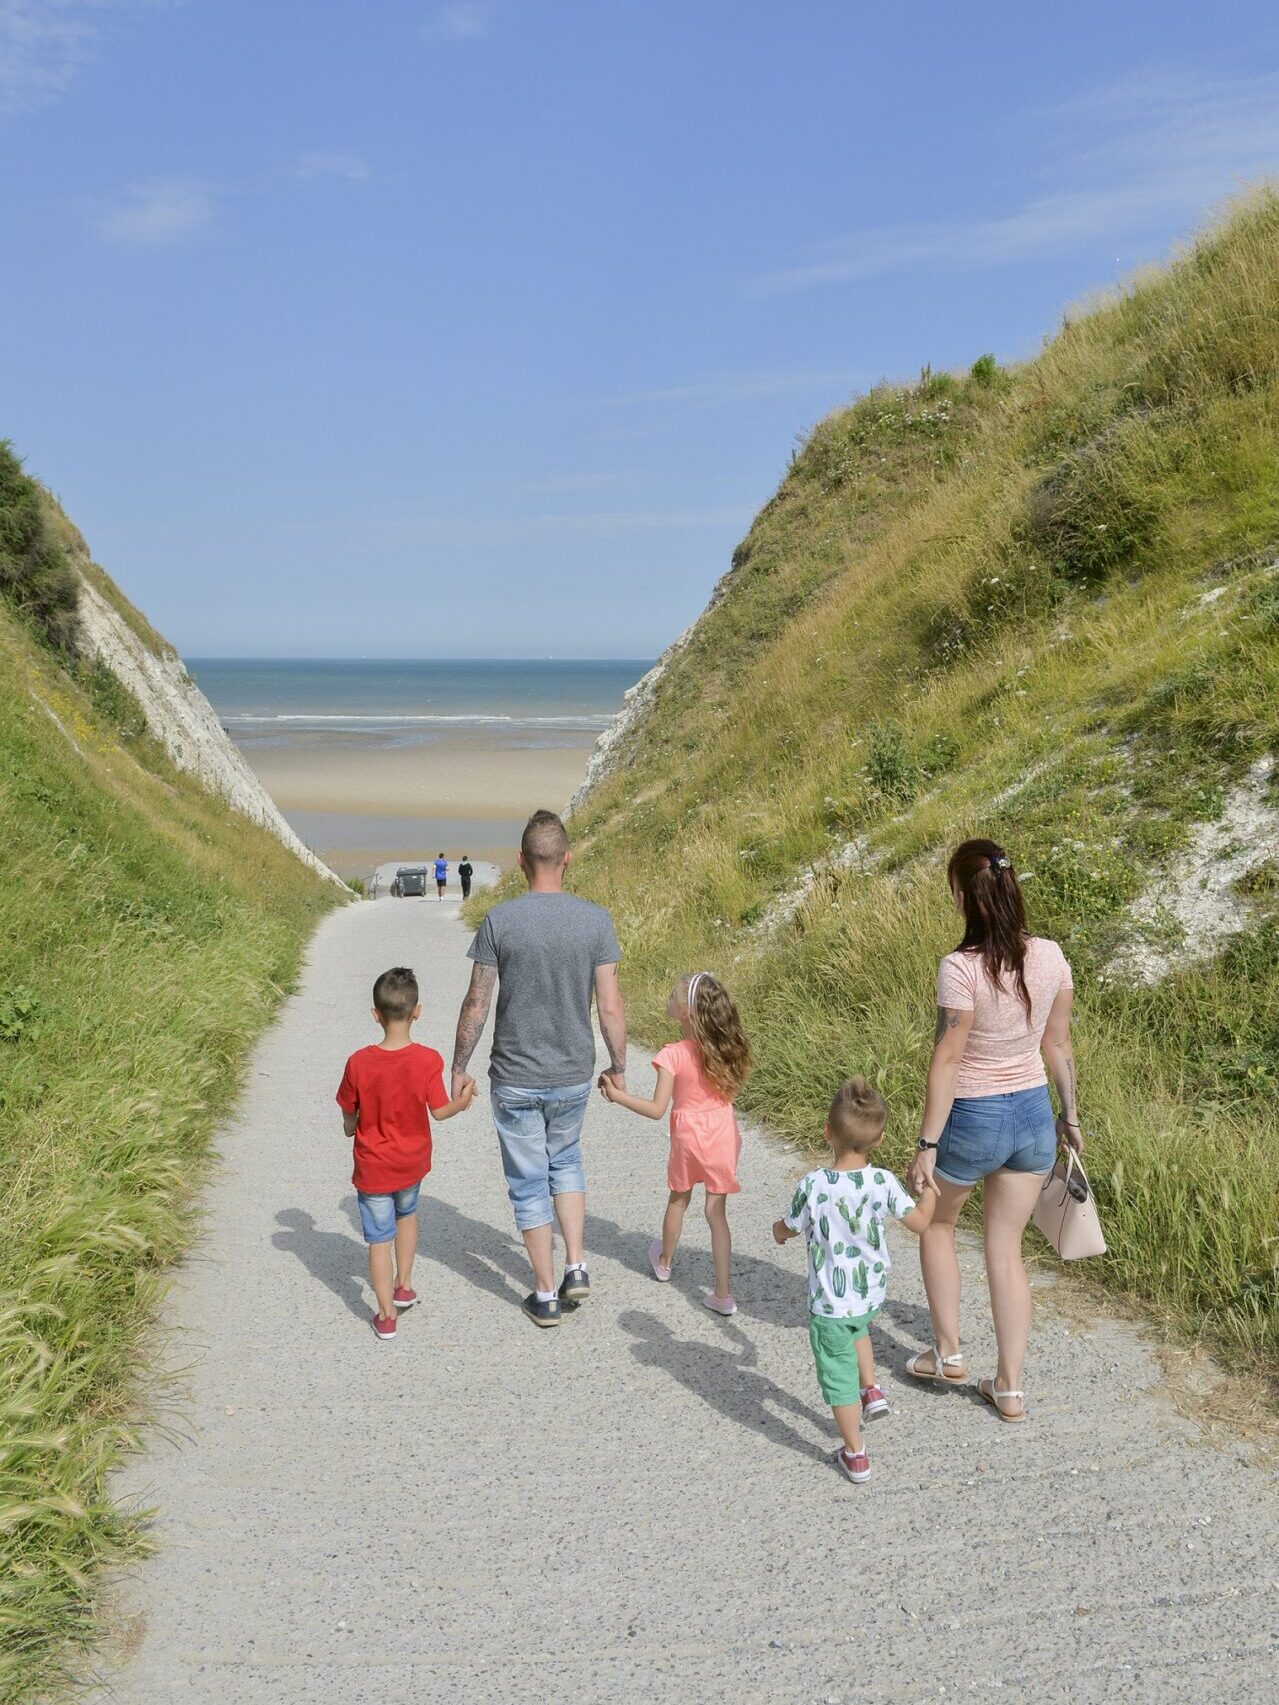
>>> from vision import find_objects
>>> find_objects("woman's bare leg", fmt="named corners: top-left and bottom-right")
top-left (918, 1176), bottom-right (973, 1365)
top-left (982, 1169), bottom-right (1043, 1410)
top-left (704, 1191), bottom-right (732, 1297)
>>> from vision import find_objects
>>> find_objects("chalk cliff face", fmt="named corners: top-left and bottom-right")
top-left (70, 557), bottom-right (343, 887)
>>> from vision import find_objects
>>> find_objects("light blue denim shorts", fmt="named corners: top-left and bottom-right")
top-left (490, 1081), bottom-right (592, 1230)
top-left (356, 1181), bottom-right (421, 1245)
top-left (935, 1084), bottom-right (1056, 1187)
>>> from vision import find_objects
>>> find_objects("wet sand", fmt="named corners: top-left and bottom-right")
top-left (236, 732), bottom-right (595, 880)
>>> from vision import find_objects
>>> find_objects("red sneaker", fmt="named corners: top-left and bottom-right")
top-left (372, 1312), bottom-right (397, 1342)
top-left (861, 1385), bottom-right (889, 1421)
top-left (392, 1287), bottom-right (418, 1311)
top-left (836, 1447), bottom-right (871, 1484)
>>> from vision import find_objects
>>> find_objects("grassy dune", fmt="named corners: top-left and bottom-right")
top-left (482, 195), bottom-right (1279, 1377)
top-left (0, 462), bottom-right (336, 1698)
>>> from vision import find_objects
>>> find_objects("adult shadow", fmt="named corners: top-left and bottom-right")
top-left (419, 1197), bottom-right (530, 1306)
top-left (619, 1308), bottom-right (829, 1461)
top-left (587, 1212), bottom-right (800, 1329)
top-left (273, 1207), bottom-right (368, 1321)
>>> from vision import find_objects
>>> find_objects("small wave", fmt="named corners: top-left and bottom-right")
top-left (223, 712), bottom-right (612, 730)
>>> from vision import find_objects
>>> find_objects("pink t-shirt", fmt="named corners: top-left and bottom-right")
top-left (936, 936), bottom-right (1073, 1097)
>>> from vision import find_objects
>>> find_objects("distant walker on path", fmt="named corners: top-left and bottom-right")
top-left (434, 853), bottom-right (448, 901)
top-left (451, 810), bottom-right (627, 1327)
top-left (458, 855), bottom-right (473, 901)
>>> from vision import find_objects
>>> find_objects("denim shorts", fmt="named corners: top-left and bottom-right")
top-left (490, 1081), bottom-right (592, 1230)
top-left (357, 1181), bottom-right (421, 1244)
top-left (935, 1084), bottom-right (1056, 1187)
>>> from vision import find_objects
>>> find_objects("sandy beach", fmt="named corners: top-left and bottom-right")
top-left (188, 658), bottom-right (645, 881)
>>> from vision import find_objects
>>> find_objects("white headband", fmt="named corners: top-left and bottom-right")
top-left (687, 972), bottom-right (710, 1011)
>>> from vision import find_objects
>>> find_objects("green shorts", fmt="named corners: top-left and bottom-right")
top-left (808, 1311), bottom-right (878, 1407)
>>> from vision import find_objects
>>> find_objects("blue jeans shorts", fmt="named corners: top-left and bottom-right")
top-left (935, 1084), bottom-right (1056, 1187)
top-left (356, 1181), bottom-right (421, 1245)
top-left (490, 1081), bottom-right (592, 1231)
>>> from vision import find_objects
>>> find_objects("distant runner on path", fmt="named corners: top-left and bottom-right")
top-left (434, 853), bottom-right (448, 900)
top-left (458, 855), bottom-right (473, 901)
top-left (450, 809), bottom-right (627, 1328)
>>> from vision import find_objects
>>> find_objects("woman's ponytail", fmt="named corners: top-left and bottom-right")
top-left (947, 839), bottom-right (1031, 1015)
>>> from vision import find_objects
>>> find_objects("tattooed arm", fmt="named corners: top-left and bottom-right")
top-left (1041, 986), bottom-right (1081, 1152)
top-left (907, 1003), bottom-right (974, 1194)
top-left (451, 961), bottom-right (497, 1100)
top-left (593, 961), bottom-right (628, 1089)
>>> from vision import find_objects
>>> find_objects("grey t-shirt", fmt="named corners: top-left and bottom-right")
top-left (467, 892), bottom-right (622, 1088)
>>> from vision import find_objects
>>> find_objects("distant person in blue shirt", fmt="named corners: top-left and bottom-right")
top-left (434, 854), bottom-right (448, 901)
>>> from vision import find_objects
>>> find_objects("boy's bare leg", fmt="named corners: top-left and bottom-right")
top-left (368, 1242), bottom-right (396, 1319)
top-left (552, 1189), bottom-right (585, 1268)
top-left (704, 1191), bottom-right (732, 1296)
top-left (661, 1188), bottom-right (693, 1268)
top-left (855, 1334), bottom-right (878, 1391)
top-left (831, 1403), bottom-right (863, 1455)
top-left (394, 1212), bottom-right (417, 1291)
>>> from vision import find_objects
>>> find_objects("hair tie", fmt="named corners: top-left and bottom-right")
top-left (991, 854), bottom-right (1011, 871)
top-left (687, 972), bottom-right (710, 1011)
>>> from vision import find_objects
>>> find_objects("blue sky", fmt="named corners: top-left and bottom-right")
top-left (3, 1), bottom-right (1279, 659)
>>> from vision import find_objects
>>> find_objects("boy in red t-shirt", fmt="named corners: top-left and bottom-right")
top-left (336, 966), bottom-right (474, 1341)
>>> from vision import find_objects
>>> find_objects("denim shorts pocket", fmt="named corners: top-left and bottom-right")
top-left (936, 1097), bottom-right (1007, 1184)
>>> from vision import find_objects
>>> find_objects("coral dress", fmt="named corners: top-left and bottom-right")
top-left (653, 1039), bottom-right (741, 1194)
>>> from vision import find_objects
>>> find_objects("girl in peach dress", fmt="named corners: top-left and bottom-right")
top-left (601, 972), bottom-right (752, 1315)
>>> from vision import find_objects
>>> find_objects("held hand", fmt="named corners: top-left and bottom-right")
top-left (598, 1069), bottom-right (626, 1097)
top-left (458, 1081), bottom-right (476, 1110)
top-left (906, 1146), bottom-right (937, 1197)
top-left (598, 1074), bottom-right (617, 1102)
top-left (451, 1068), bottom-right (476, 1103)
top-left (1056, 1115), bottom-right (1083, 1154)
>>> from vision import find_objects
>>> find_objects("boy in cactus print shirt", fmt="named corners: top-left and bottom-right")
top-left (774, 1076), bottom-right (937, 1484)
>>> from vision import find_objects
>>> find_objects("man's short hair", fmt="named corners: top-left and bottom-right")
top-left (827, 1076), bottom-right (889, 1148)
top-left (372, 966), bottom-right (418, 1021)
top-left (520, 809), bottom-right (569, 868)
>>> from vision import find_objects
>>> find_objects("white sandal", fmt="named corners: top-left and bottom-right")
top-left (906, 1346), bottom-right (966, 1383)
top-left (978, 1378), bottom-right (1026, 1422)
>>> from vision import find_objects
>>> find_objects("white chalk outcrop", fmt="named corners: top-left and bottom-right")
top-left (76, 576), bottom-right (345, 887)
top-left (1110, 755), bottom-right (1277, 984)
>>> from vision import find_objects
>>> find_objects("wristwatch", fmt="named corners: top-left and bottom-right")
top-left (917, 1138), bottom-right (939, 1152)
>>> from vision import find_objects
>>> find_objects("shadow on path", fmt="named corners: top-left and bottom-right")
top-left (619, 1308), bottom-right (830, 1461)
top-left (273, 1207), bottom-right (368, 1321)
top-left (419, 1197), bottom-right (529, 1305)
top-left (588, 1212), bottom-right (800, 1329)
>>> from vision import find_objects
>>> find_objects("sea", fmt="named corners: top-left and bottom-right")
top-left (187, 658), bottom-right (651, 878)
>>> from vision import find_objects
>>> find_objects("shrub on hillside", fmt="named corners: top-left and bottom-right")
top-left (0, 442), bottom-right (80, 653)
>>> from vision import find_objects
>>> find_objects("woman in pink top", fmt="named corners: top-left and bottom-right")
top-left (601, 971), bottom-right (752, 1315)
top-left (905, 839), bottom-right (1082, 1421)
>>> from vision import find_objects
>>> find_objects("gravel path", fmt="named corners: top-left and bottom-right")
top-left (97, 894), bottom-right (1279, 1704)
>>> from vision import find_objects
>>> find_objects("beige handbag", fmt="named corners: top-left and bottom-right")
top-left (1032, 1148), bottom-right (1106, 1260)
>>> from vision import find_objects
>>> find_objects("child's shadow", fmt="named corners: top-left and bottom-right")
top-left (273, 1206), bottom-right (368, 1321)
top-left (420, 1198), bottom-right (530, 1305)
top-left (588, 1213), bottom-right (799, 1328)
top-left (619, 1308), bottom-right (828, 1461)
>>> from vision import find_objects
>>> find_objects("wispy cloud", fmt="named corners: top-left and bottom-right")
top-left (430, 2), bottom-right (494, 42)
top-left (615, 369), bottom-right (865, 408)
top-left (751, 65), bottom-right (1279, 296)
top-left (294, 150), bottom-right (372, 183)
top-left (0, 0), bottom-right (158, 119)
top-left (91, 178), bottom-right (213, 246)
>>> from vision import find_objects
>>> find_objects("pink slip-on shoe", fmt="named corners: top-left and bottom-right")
top-left (649, 1239), bottom-right (672, 1282)
top-left (392, 1287), bottom-right (418, 1310)
top-left (861, 1385), bottom-right (889, 1421)
top-left (372, 1313), bottom-right (397, 1342)
top-left (704, 1293), bottom-right (737, 1317)
top-left (836, 1447), bottom-right (871, 1484)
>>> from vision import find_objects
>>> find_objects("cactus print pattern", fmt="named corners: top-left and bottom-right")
top-left (781, 1164), bottom-right (915, 1318)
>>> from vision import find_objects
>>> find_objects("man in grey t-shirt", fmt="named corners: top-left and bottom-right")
top-left (451, 810), bottom-right (627, 1328)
